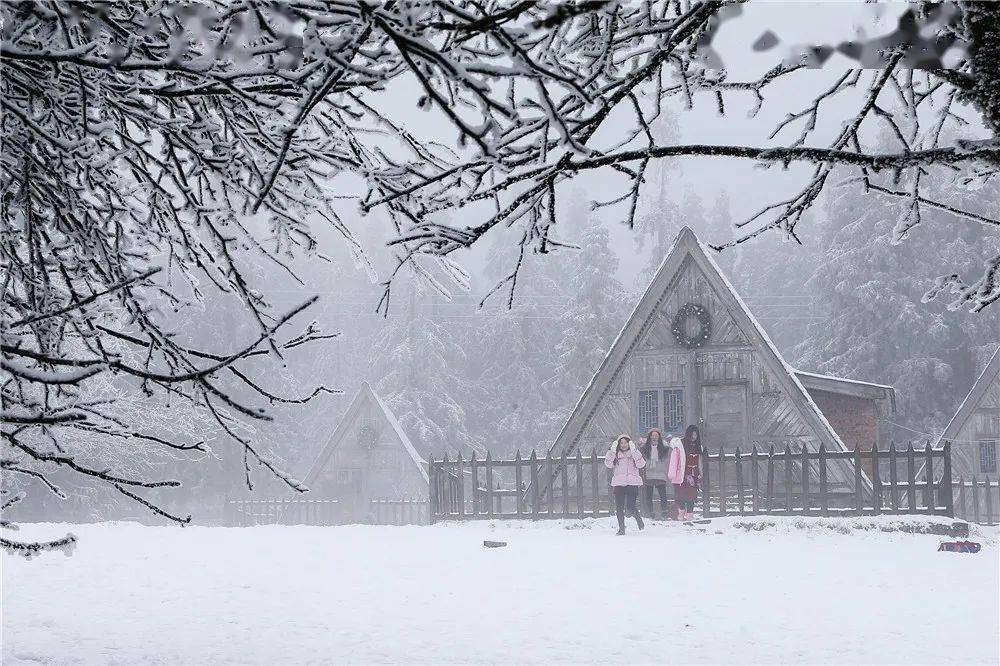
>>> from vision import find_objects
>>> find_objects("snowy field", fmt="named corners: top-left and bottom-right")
top-left (3, 517), bottom-right (998, 665)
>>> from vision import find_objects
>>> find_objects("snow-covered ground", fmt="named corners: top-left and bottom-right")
top-left (3, 517), bottom-right (997, 665)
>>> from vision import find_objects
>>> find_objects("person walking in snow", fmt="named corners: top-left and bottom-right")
top-left (639, 428), bottom-right (670, 519)
top-left (605, 435), bottom-right (645, 535)
top-left (672, 425), bottom-right (702, 521)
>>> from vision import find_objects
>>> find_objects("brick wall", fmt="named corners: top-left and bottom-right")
top-left (807, 389), bottom-right (880, 476)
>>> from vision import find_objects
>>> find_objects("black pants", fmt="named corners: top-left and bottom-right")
top-left (643, 482), bottom-right (668, 516)
top-left (613, 485), bottom-right (643, 530)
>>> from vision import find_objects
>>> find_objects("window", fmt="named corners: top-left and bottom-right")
top-left (980, 440), bottom-right (997, 474)
top-left (638, 390), bottom-right (659, 433)
top-left (663, 389), bottom-right (685, 432)
top-left (637, 388), bottom-right (685, 434)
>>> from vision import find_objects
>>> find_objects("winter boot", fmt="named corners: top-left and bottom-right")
top-left (616, 514), bottom-right (626, 535)
top-left (635, 514), bottom-right (645, 530)
top-left (616, 527), bottom-right (626, 535)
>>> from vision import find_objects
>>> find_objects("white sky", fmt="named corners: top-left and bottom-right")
top-left (293, 2), bottom-right (987, 300)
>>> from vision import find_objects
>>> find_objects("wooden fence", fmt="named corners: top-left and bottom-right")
top-left (370, 498), bottom-right (429, 525)
top-left (953, 477), bottom-right (1000, 526)
top-left (226, 498), bottom-right (342, 526)
top-left (428, 442), bottom-right (959, 523)
top-left (429, 450), bottom-right (617, 522)
top-left (699, 442), bottom-right (954, 517)
top-left (225, 497), bottom-right (428, 526)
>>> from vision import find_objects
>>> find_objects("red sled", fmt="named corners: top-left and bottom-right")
top-left (938, 541), bottom-right (981, 553)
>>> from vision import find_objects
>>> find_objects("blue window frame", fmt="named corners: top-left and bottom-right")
top-left (980, 440), bottom-right (997, 474)
top-left (638, 390), bottom-right (659, 433)
top-left (663, 389), bottom-right (685, 433)
top-left (637, 388), bottom-right (685, 434)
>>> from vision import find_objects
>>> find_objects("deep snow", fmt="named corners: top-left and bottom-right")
top-left (3, 517), bottom-right (997, 665)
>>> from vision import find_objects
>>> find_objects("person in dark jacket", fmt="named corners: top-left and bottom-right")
top-left (639, 428), bottom-right (670, 518)
top-left (674, 424), bottom-right (703, 521)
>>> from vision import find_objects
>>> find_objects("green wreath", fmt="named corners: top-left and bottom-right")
top-left (671, 302), bottom-right (712, 349)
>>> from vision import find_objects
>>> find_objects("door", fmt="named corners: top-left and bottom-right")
top-left (330, 468), bottom-right (365, 523)
top-left (700, 385), bottom-right (748, 451)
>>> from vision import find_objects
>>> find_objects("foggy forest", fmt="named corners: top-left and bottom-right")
top-left (2, 1), bottom-right (999, 664)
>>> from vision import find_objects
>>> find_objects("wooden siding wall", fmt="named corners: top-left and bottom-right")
top-left (950, 371), bottom-right (1000, 478)
top-left (578, 257), bottom-right (824, 459)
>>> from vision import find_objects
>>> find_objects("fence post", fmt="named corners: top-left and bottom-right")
top-left (888, 442), bottom-right (898, 512)
top-left (800, 443), bottom-right (809, 514)
top-left (735, 447), bottom-right (744, 514)
top-left (442, 452), bottom-right (452, 517)
top-left (718, 448), bottom-right (727, 516)
top-left (924, 441), bottom-right (934, 511)
top-left (530, 450), bottom-right (540, 520)
top-left (783, 445), bottom-right (793, 515)
top-left (853, 445), bottom-right (863, 515)
top-left (536, 452), bottom-right (547, 515)
top-left (470, 451), bottom-right (478, 515)
top-left (591, 448), bottom-right (600, 517)
top-left (428, 457), bottom-right (437, 524)
top-left (942, 440), bottom-right (953, 517)
top-left (906, 443), bottom-right (916, 512)
top-left (751, 445), bottom-right (760, 514)
top-left (985, 478), bottom-right (994, 526)
top-left (956, 476), bottom-right (965, 520)
top-left (871, 444), bottom-right (881, 515)
top-left (576, 451), bottom-right (584, 519)
top-left (702, 446), bottom-right (711, 517)
top-left (766, 445), bottom-right (775, 513)
top-left (973, 477), bottom-right (981, 524)
top-left (514, 450), bottom-right (523, 517)
top-left (485, 452), bottom-right (494, 519)
top-left (456, 453), bottom-right (465, 519)
top-left (561, 451), bottom-right (569, 518)
top-left (819, 444), bottom-right (828, 515)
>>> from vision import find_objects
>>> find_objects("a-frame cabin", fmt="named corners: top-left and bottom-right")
top-left (548, 226), bottom-right (880, 490)
top-left (936, 346), bottom-right (1000, 479)
top-left (303, 383), bottom-right (428, 523)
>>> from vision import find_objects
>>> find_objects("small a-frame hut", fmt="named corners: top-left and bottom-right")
top-left (936, 346), bottom-right (1000, 478)
top-left (548, 226), bottom-right (886, 490)
top-left (304, 383), bottom-right (428, 523)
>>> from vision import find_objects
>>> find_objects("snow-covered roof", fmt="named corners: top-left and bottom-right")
top-left (304, 382), bottom-right (428, 487)
top-left (546, 226), bottom-right (864, 471)
top-left (793, 370), bottom-right (896, 413)
top-left (937, 345), bottom-right (1000, 447)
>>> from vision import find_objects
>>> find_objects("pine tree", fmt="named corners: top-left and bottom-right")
top-left (548, 216), bottom-right (629, 419)
top-left (469, 231), bottom-right (569, 455)
top-left (794, 179), bottom-right (1000, 435)
top-left (370, 277), bottom-right (484, 457)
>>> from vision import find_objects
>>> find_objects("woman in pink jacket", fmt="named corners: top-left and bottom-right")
top-left (605, 435), bottom-right (646, 535)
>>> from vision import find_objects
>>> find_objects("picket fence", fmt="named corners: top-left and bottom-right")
top-left (428, 442), bottom-right (976, 523)
top-left (953, 477), bottom-right (1000, 526)
top-left (225, 497), bottom-right (428, 526)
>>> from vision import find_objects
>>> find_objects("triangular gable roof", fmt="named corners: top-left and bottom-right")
top-left (304, 382), bottom-right (428, 487)
top-left (937, 345), bottom-right (1000, 446)
top-left (548, 226), bottom-right (852, 460)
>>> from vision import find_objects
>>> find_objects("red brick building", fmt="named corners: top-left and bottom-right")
top-left (795, 371), bottom-right (896, 477)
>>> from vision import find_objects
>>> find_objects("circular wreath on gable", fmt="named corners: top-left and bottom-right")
top-left (671, 303), bottom-right (712, 349)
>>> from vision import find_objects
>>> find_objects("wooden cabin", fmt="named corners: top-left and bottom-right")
top-left (303, 383), bottom-right (429, 524)
top-left (936, 346), bottom-right (1000, 478)
top-left (547, 227), bottom-right (891, 494)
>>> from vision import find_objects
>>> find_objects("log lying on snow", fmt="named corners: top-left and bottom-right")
top-left (483, 540), bottom-right (507, 548)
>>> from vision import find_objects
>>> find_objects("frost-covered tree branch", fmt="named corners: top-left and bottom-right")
top-left (2, 0), bottom-right (998, 553)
